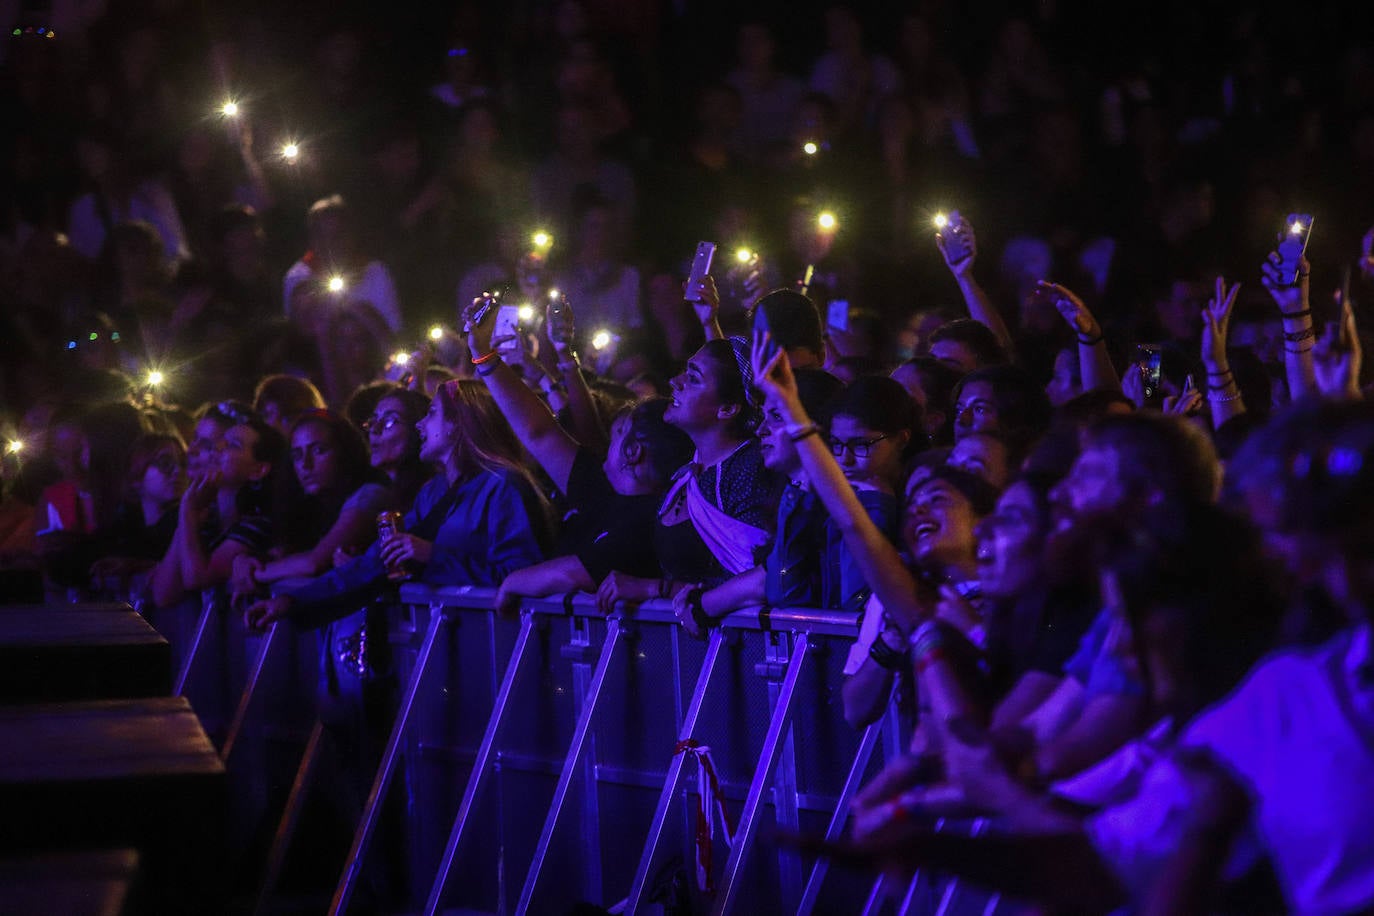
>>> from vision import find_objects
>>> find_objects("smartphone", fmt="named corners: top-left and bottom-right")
top-left (1276, 213), bottom-right (1314, 286)
top-left (1138, 346), bottom-right (1162, 402)
top-left (826, 298), bottom-right (850, 331)
top-left (940, 210), bottom-right (974, 266)
top-left (470, 290), bottom-right (499, 327)
top-left (493, 305), bottom-right (521, 354)
top-left (687, 241), bottom-right (717, 289)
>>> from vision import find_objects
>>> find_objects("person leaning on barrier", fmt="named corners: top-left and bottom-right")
top-left (457, 294), bottom-right (693, 616)
top-left (244, 380), bottom-right (550, 630)
top-left (750, 332), bottom-right (998, 736)
top-left (673, 372), bottom-right (910, 638)
top-left (595, 335), bottom-right (786, 615)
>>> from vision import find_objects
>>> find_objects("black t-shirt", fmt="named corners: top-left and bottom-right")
top-left (562, 448), bottom-right (663, 584)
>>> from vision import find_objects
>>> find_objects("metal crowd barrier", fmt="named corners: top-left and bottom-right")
top-left (129, 582), bottom-right (1022, 915)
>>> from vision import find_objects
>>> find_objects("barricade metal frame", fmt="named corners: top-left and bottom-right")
top-left (152, 582), bottom-right (1019, 915)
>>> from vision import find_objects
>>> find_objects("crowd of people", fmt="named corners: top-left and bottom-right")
top-left (2, 0), bottom-right (1374, 911)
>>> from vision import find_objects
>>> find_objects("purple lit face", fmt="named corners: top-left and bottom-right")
top-left (976, 480), bottom-right (1045, 599)
top-left (1050, 444), bottom-right (1127, 535)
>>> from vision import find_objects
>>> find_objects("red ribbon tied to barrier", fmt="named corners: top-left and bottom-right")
top-left (674, 738), bottom-right (736, 893)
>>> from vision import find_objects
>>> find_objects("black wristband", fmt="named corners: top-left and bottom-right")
top-left (868, 633), bottom-right (907, 671)
top-left (1280, 309), bottom-right (1313, 320)
top-left (1284, 327), bottom-right (1317, 343)
top-left (686, 587), bottom-right (711, 630)
top-left (475, 360), bottom-right (501, 377)
top-left (1076, 331), bottom-right (1104, 346)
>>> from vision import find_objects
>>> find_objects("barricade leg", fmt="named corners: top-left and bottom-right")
top-left (330, 608), bottom-right (446, 915)
top-left (513, 618), bottom-right (623, 915)
top-left (423, 610), bottom-right (537, 915)
top-left (253, 719), bottom-right (326, 916)
top-left (173, 597), bottom-right (216, 696)
top-left (622, 626), bottom-right (725, 912)
top-left (711, 631), bottom-right (811, 916)
top-left (221, 624), bottom-right (281, 763)
top-left (796, 718), bottom-right (883, 915)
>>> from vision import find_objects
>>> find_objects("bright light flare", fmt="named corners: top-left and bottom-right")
top-left (4, 439), bottom-right (22, 455)
top-left (428, 325), bottom-right (444, 341)
top-left (548, 288), bottom-right (561, 300)
top-left (146, 370), bottom-right (164, 386)
top-left (802, 141), bottom-right (819, 156)
top-left (735, 247), bottom-right (754, 264)
top-left (392, 351), bottom-right (411, 366)
top-left (327, 275), bottom-right (345, 294)
top-left (280, 142), bottom-right (300, 161)
top-left (591, 330), bottom-right (613, 350)
top-left (1290, 221), bottom-right (1305, 235)
top-left (817, 211), bottom-right (838, 231)
top-left (531, 230), bottom-right (553, 250)
top-left (220, 100), bottom-right (239, 117)
top-left (933, 213), bottom-right (949, 230)
top-left (518, 305), bottom-right (536, 322)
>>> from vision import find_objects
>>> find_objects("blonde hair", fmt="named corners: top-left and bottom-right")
top-left (434, 379), bottom-right (530, 480)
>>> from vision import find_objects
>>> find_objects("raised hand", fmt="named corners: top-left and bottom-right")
top-left (1260, 250), bottom-right (1310, 316)
top-left (750, 329), bottom-right (799, 410)
top-left (685, 274), bottom-right (721, 329)
top-left (463, 293), bottom-right (499, 355)
top-left (1038, 280), bottom-right (1100, 339)
top-left (546, 292), bottom-right (576, 355)
top-left (1201, 276), bottom-right (1241, 369)
top-left (1313, 299), bottom-right (1363, 400)
top-left (936, 211), bottom-right (977, 277)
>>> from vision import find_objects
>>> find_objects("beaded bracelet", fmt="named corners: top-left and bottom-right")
top-left (868, 632), bottom-right (907, 671)
top-left (1207, 389), bottom-right (1243, 403)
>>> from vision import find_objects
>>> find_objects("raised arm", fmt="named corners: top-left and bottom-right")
top-left (464, 297), bottom-right (580, 494)
top-left (752, 332), bottom-right (929, 632)
top-left (687, 273), bottom-right (724, 342)
top-left (547, 293), bottom-right (609, 455)
top-left (1312, 298), bottom-right (1363, 401)
top-left (1201, 277), bottom-right (1246, 429)
top-left (1261, 251), bottom-right (1316, 401)
top-left (1040, 280), bottom-right (1121, 394)
top-left (937, 213), bottom-right (1015, 359)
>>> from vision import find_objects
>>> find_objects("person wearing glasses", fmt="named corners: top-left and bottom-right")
top-left (359, 386), bottom-right (432, 512)
top-left (672, 374), bottom-right (915, 637)
top-left (243, 380), bottom-right (550, 631)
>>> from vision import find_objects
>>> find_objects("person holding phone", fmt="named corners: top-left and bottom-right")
top-left (459, 296), bottom-right (694, 613)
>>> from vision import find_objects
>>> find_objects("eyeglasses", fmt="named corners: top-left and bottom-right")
top-left (829, 434), bottom-right (889, 459)
top-left (362, 412), bottom-right (403, 435)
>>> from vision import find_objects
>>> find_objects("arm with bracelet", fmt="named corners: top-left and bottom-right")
top-left (1040, 280), bottom-right (1121, 395)
top-left (1261, 250), bottom-right (1317, 400)
top-left (752, 332), bottom-right (932, 634)
top-left (1200, 277), bottom-right (1246, 429)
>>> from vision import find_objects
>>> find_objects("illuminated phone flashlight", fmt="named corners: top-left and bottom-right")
top-left (280, 142), bottom-right (300, 162)
top-left (219, 99), bottom-right (240, 118)
top-left (735, 247), bottom-right (755, 264)
top-left (428, 325), bottom-right (444, 341)
top-left (817, 211), bottom-right (838, 232)
top-left (531, 229), bottom-right (553, 251)
top-left (517, 304), bottom-right (536, 323)
top-left (802, 141), bottom-right (819, 156)
top-left (933, 212), bottom-right (949, 230)
top-left (548, 288), bottom-right (561, 300)
top-left (145, 369), bottom-right (165, 387)
top-left (591, 329), bottom-right (613, 351)
top-left (1290, 220), bottom-right (1305, 234)
top-left (4, 439), bottom-right (22, 455)
top-left (327, 275), bottom-right (346, 294)
top-left (391, 351), bottom-right (411, 367)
